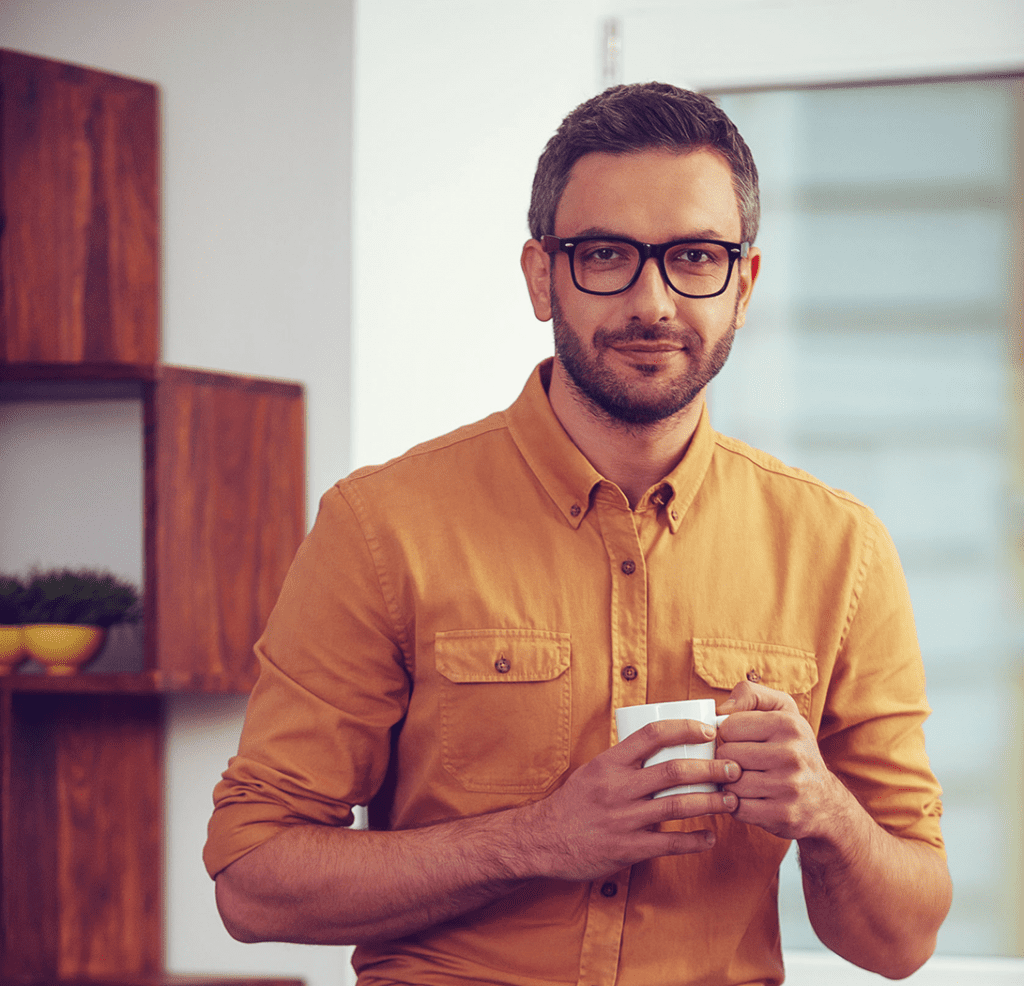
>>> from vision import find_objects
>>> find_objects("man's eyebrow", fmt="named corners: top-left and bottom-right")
top-left (569, 226), bottom-right (730, 242)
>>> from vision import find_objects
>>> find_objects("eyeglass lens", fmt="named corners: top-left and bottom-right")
top-left (572, 239), bottom-right (733, 297)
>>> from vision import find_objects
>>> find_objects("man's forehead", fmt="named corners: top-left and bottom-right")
top-left (554, 147), bottom-right (742, 239)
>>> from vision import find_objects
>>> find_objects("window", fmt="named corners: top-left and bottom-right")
top-left (711, 78), bottom-right (1023, 957)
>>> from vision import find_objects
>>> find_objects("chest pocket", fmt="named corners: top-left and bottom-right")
top-left (435, 629), bottom-right (571, 793)
top-left (691, 638), bottom-right (818, 719)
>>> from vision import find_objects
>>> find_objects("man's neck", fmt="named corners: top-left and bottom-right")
top-left (546, 362), bottom-right (703, 509)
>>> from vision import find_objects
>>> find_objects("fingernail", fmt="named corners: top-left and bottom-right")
top-left (704, 831), bottom-right (716, 846)
top-left (723, 793), bottom-right (739, 811)
top-left (702, 723), bottom-right (716, 739)
top-left (725, 762), bottom-right (741, 781)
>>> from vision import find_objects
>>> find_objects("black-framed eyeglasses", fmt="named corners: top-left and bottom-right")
top-left (541, 234), bottom-right (750, 298)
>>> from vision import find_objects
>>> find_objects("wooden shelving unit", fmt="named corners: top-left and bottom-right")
top-left (0, 49), bottom-right (306, 984)
top-left (3, 978), bottom-right (304, 986)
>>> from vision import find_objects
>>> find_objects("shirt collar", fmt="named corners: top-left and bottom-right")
top-left (504, 359), bottom-right (715, 533)
top-left (657, 402), bottom-right (715, 534)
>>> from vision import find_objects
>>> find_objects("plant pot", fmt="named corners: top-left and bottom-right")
top-left (23, 624), bottom-right (107, 676)
top-left (0, 626), bottom-right (27, 674)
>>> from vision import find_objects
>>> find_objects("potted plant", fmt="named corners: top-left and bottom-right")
top-left (22, 568), bottom-right (142, 676)
top-left (0, 575), bottom-right (28, 674)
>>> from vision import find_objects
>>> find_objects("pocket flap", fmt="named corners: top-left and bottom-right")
top-left (435, 629), bottom-right (570, 683)
top-left (693, 638), bottom-right (818, 694)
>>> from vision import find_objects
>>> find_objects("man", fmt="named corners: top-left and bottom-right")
top-left (206, 83), bottom-right (951, 985)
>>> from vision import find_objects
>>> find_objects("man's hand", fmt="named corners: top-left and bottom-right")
top-left (217, 717), bottom-right (741, 946)
top-left (715, 680), bottom-right (845, 840)
top-left (715, 679), bottom-right (951, 978)
top-left (519, 717), bottom-right (740, 881)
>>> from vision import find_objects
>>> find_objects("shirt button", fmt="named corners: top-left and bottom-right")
top-left (620, 559), bottom-right (636, 575)
top-left (746, 669), bottom-right (761, 683)
top-left (570, 504), bottom-right (581, 517)
top-left (600, 881), bottom-right (618, 897)
top-left (621, 665), bottom-right (638, 681)
top-left (495, 656), bottom-right (511, 673)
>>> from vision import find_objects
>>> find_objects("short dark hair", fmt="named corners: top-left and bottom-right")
top-left (528, 82), bottom-right (759, 244)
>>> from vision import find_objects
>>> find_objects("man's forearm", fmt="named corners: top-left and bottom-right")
top-left (216, 811), bottom-right (534, 946)
top-left (798, 781), bottom-right (952, 979)
top-left (214, 718), bottom-right (738, 946)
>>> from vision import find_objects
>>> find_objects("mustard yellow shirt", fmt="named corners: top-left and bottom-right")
top-left (205, 360), bottom-right (943, 986)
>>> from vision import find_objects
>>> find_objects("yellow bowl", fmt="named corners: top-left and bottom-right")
top-left (23, 624), bottom-right (107, 676)
top-left (0, 625), bottom-right (27, 674)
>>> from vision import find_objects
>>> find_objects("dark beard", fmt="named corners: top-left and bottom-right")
top-left (551, 289), bottom-right (737, 426)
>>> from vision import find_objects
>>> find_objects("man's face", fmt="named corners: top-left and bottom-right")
top-left (524, 148), bottom-right (760, 426)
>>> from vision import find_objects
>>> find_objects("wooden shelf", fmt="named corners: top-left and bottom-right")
top-left (3, 977), bottom-right (305, 986)
top-left (0, 50), bottom-right (160, 367)
top-left (1, 689), bottom-right (165, 980)
top-left (0, 670), bottom-right (281, 696)
top-left (0, 673), bottom-right (164, 695)
top-left (1, 363), bottom-right (306, 694)
top-left (0, 49), bottom-right (307, 985)
top-left (0, 362), bottom-right (159, 382)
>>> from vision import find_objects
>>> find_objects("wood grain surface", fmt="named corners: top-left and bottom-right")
top-left (0, 50), bottom-right (308, 986)
top-left (150, 368), bottom-right (305, 691)
top-left (2, 693), bottom-right (163, 980)
top-left (1, 977), bottom-right (304, 985)
top-left (0, 49), bottom-right (159, 365)
top-left (0, 978), bottom-right (304, 986)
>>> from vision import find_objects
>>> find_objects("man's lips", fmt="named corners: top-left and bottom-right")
top-left (594, 323), bottom-right (702, 354)
top-left (609, 341), bottom-right (684, 353)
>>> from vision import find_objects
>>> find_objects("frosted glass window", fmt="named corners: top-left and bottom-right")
top-left (712, 79), bottom-right (1023, 958)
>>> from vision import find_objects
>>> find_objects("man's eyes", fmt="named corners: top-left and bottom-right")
top-left (575, 240), bottom-right (728, 270)
top-left (667, 245), bottom-right (722, 266)
top-left (579, 243), bottom-right (634, 264)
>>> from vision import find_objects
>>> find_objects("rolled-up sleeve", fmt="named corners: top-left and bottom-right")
top-left (203, 483), bottom-right (411, 878)
top-left (817, 517), bottom-right (945, 853)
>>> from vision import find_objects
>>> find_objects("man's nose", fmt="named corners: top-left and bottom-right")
top-left (625, 257), bottom-right (677, 322)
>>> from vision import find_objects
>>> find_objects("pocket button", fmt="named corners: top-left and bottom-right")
top-left (746, 669), bottom-right (761, 683)
top-left (495, 656), bottom-right (512, 673)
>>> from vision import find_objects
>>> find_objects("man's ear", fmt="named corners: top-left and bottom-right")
top-left (521, 239), bottom-right (553, 322)
top-left (734, 247), bottom-right (761, 330)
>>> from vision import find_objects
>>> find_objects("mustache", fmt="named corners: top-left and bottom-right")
top-left (592, 320), bottom-right (702, 349)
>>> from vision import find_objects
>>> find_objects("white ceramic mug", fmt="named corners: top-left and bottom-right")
top-left (614, 698), bottom-right (729, 797)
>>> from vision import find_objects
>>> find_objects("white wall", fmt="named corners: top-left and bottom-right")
top-left (620, 0), bottom-right (1024, 90)
top-left (350, 0), bottom-right (606, 467)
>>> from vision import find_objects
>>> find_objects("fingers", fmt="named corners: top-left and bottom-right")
top-left (642, 828), bottom-right (720, 857)
top-left (645, 789), bottom-right (739, 824)
top-left (632, 753), bottom-right (740, 801)
top-left (715, 709), bottom-right (793, 744)
top-left (616, 718), bottom-right (716, 764)
top-left (718, 680), bottom-right (799, 715)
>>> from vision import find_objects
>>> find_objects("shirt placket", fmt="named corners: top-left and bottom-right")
top-left (576, 487), bottom-right (649, 986)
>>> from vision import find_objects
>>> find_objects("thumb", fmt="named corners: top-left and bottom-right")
top-left (718, 680), bottom-right (795, 714)
top-left (716, 683), bottom-right (747, 714)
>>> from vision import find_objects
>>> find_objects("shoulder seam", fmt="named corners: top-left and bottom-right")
top-left (349, 413), bottom-right (510, 481)
top-left (331, 482), bottom-right (413, 671)
top-left (712, 434), bottom-right (870, 512)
